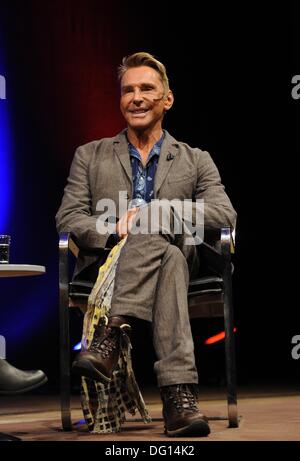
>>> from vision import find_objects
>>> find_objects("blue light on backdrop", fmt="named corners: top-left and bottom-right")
top-left (0, 40), bottom-right (12, 232)
top-left (0, 29), bottom-right (59, 356)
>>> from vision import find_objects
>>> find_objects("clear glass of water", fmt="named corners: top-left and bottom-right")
top-left (0, 235), bottom-right (11, 264)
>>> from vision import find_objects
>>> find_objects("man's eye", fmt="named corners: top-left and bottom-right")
top-left (122, 88), bottom-right (133, 95)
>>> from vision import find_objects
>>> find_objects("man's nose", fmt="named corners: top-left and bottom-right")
top-left (132, 88), bottom-right (143, 103)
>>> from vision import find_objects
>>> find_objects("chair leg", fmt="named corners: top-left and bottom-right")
top-left (59, 234), bottom-right (72, 431)
top-left (60, 301), bottom-right (72, 431)
top-left (223, 262), bottom-right (239, 428)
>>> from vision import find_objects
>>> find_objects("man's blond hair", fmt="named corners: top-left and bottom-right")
top-left (118, 52), bottom-right (170, 95)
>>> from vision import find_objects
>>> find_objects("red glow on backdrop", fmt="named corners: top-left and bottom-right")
top-left (5, 0), bottom-right (129, 168)
top-left (204, 328), bottom-right (237, 345)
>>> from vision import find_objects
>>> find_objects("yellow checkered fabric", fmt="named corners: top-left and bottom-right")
top-left (80, 238), bottom-right (151, 433)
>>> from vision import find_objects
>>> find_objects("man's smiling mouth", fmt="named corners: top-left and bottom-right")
top-left (129, 109), bottom-right (149, 116)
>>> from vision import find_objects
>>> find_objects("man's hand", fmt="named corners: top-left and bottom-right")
top-left (116, 207), bottom-right (139, 239)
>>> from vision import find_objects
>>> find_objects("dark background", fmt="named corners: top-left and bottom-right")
top-left (0, 1), bottom-right (298, 392)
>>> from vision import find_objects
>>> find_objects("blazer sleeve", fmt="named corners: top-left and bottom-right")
top-left (55, 143), bottom-right (111, 250)
top-left (194, 149), bottom-right (237, 231)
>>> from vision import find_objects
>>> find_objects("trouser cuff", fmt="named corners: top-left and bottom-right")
top-left (157, 373), bottom-right (199, 388)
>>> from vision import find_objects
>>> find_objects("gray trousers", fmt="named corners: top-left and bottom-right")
top-left (110, 201), bottom-right (201, 387)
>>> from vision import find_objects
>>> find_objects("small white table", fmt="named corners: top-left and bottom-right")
top-left (0, 264), bottom-right (46, 441)
top-left (0, 264), bottom-right (46, 278)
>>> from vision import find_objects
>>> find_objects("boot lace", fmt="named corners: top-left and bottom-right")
top-left (89, 325), bottom-right (119, 359)
top-left (165, 384), bottom-right (199, 414)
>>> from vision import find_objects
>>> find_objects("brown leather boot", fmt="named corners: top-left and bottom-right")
top-left (160, 384), bottom-right (210, 437)
top-left (72, 316), bottom-right (131, 383)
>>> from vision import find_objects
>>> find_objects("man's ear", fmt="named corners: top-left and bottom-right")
top-left (164, 90), bottom-right (174, 112)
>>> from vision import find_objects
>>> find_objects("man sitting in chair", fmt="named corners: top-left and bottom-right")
top-left (56, 52), bottom-right (236, 437)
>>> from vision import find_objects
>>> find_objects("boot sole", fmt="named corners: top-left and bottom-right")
top-left (72, 359), bottom-right (111, 383)
top-left (165, 419), bottom-right (210, 437)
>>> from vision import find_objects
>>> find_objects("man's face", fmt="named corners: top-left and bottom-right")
top-left (120, 66), bottom-right (173, 131)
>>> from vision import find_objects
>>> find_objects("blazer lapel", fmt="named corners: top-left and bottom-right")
top-left (113, 131), bottom-right (132, 197)
top-left (154, 132), bottom-right (178, 196)
top-left (112, 130), bottom-right (179, 199)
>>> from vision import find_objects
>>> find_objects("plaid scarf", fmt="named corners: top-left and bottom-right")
top-left (80, 238), bottom-right (151, 433)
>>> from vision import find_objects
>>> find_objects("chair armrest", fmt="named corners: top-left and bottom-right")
top-left (197, 226), bottom-right (234, 275)
top-left (59, 233), bottom-right (71, 304)
top-left (221, 227), bottom-right (234, 258)
top-left (59, 232), bottom-right (80, 305)
top-left (59, 232), bottom-right (79, 258)
top-left (59, 232), bottom-right (70, 252)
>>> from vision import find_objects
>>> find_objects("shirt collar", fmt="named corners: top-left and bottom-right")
top-left (127, 131), bottom-right (165, 162)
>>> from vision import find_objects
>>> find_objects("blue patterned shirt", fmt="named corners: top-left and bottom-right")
top-left (108, 133), bottom-right (164, 246)
top-left (128, 133), bottom-right (164, 204)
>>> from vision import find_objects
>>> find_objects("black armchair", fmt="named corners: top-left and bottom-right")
top-left (59, 227), bottom-right (238, 431)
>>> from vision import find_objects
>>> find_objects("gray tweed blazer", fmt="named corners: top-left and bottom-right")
top-left (56, 130), bottom-right (236, 278)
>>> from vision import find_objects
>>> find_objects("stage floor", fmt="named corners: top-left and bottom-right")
top-left (0, 386), bottom-right (300, 441)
